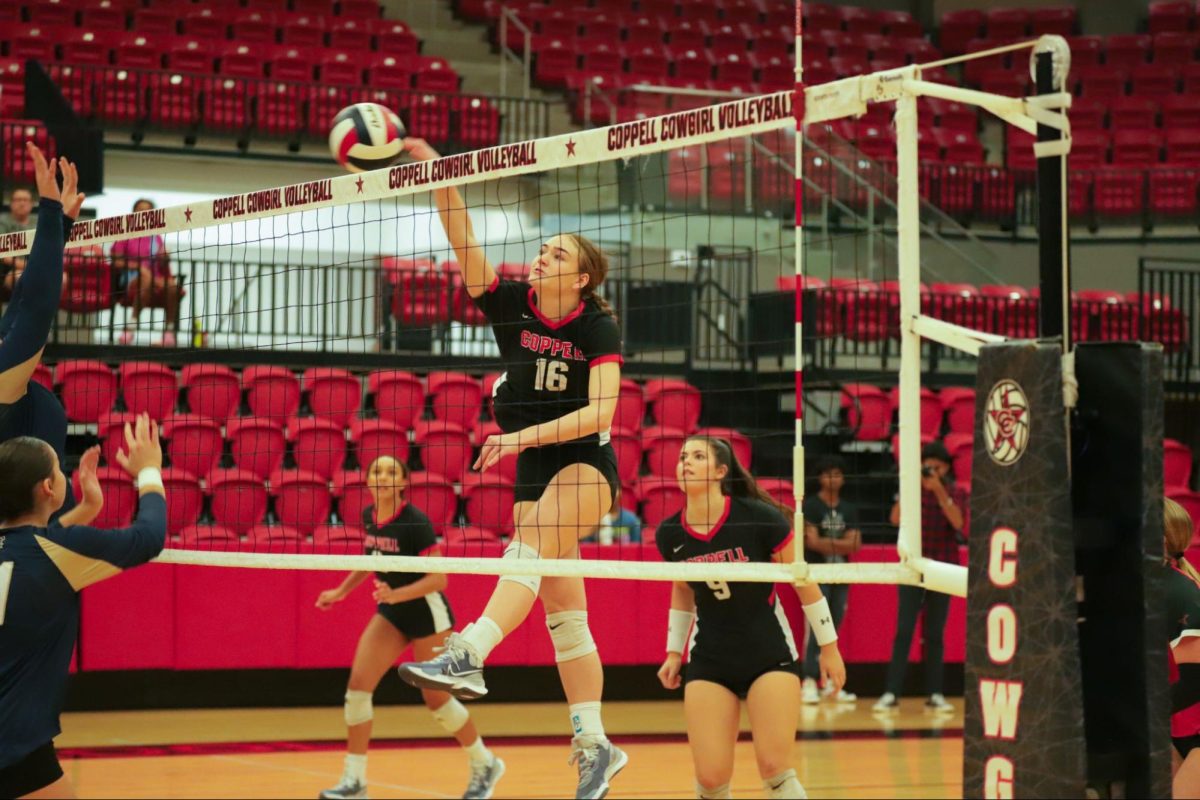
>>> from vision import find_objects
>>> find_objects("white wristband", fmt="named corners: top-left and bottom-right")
top-left (666, 609), bottom-right (696, 654)
top-left (136, 467), bottom-right (164, 491)
top-left (803, 597), bottom-right (838, 647)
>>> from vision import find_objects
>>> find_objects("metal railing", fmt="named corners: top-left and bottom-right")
top-left (1140, 258), bottom-right (1200, 384)
top-left (31, 61), bottom-right (550, 153)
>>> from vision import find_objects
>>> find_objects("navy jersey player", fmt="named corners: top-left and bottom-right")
top-left (1164, 498), bottom-right (1200, 798)
top-left (0, 415), bottom-right (166, 799)
top-left (397, 138), bottom-right (628, 798)
top-left (656, 436), bottom-right (847, 800)
top-left (315, 456), bottom-right (502, 800)
top-left (0, 145), bottom-right (92, 526)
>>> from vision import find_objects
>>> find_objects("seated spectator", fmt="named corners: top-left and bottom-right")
top-left (801, 456), bottom-right (861, 705)
top-left (588, 488), bottom-right (643, 544)
top-left (111, 198), bottom-right (181, 347)
top-left (0, 188), bottom-right (35, 297)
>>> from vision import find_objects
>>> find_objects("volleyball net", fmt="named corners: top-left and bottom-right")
top-left (0, 40), bottom-right (1071, 593)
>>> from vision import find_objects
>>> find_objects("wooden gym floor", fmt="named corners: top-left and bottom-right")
top-left (57, 699), bottom-right (963, 798)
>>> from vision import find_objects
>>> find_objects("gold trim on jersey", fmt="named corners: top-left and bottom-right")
top-left (36, 535), bottom-right (123, 591)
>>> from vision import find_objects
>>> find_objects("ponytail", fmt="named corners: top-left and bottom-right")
top-left (568, 233), bottom-right (618, 321)
top-left (696, 436), bottom-right (793, 526)
top-left (1165, 497), bottom-right (1200, 584)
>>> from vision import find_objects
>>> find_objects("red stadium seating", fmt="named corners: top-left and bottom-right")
top-left (610, 427), bottom-right (643, 486)
top-left (181, 364), bottom-right (241, 422)
top-left (369, 370), bottom-right (426, 430)
top-left (95, 465), bottom-right (139, 529)
top-left (637, 476), bottom-right (685, 527)
top-left (461, 472), bottom-right (516, 536)
top-left (642, 425), bottom-right (688, 479)
top-left (406, 471), bottom-right (458, 534)
top-left (984, 8), bottom-right (1029, 40)
top-left (162, 414), bottom-right (224, 480)
top-left (227, 417), bottom-right (287, 480)
top-left (97, 412), bottom-right (138, 466)
top-left (938, 9), bottom-right (983, 55)
top-left (1165, 438), bottom-right (1194, 489)
top-left (1151, 31), bottom-right (1198, 66)
top-left (348, 419), bottom-right (409, 470)
top-left (162, 467), bottom-right (205, 536)
top-left (756, 477), bottom-right (796, 510)
top-left (270, 469), bottom-right (332, 535)
top-left (427, 371), bottom-right (482, 431)
top-left (247, 524), bottom-right (306, 553)
top-left (645, 378), bottom-right (702, 433)
top-left (57, 360), bottom-right (117, 423)
top-left (414, 420), bottom-right (473, 483)
top-left (208, 467), bottom-right (269, 534)
top-left (289, 417), bottom-right (348, 480)
top-left (841, 383), bottom-right (890, 441)
top-left (612, 379), bottom-right (646, 432)
top-left (694, 427), bottom-right (752, 468)
top-left (940, 387), bottom-right (977, 436)
top-left (243, 365), bottom-right (301, 423)
top-left (1104, 34), bottom-right (1151, 70)
top-left (1149, 1), bottom-right (1194, 35)
top-left (303, 367), bottom-right (362, 428)
top-left (887, 385), bottom-right (944, 437)
top-left (945, 431), bottom-right (974, 484)
top-left (332, 470), bottom-right (371, 528)
top-left (119, 362), bottom-right (178, 420)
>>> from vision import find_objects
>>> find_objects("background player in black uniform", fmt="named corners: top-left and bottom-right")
top-left (1164, 497), bottom-right (1200, 798)
top-left (0, 145), bottom-right (93, 526)
top-left (316, 456), bottom-right (502, 800)
top-left (0, 414), bottom-right (166, 799)
top-left (656, 436), bottom-right (846, 800)
top-left (396, 138), bottom-right (627, 799)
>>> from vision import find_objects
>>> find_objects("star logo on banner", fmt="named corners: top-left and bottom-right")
top-left (355, 176), bottom-right (364, 194)
top-left (184, 207), bottom-right (192, 222)
top-left (565, 138), bottom-right (577, 157)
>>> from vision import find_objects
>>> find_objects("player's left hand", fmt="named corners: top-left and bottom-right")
top-left (58, 157), bottom-right (85, 221)
top-left (76, 445), bottom-right (103, 510)
top-left (372, 579), bottom-right (404, 604)
top-left (819, 644), bottom-right (847, 694)
top-left (474, 432), bottom-right (521, 472)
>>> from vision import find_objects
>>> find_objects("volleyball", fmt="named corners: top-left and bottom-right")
top-left (328, 102), bottom-right (407, 173)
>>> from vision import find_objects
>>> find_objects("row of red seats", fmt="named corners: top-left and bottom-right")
top-left (1150, 1), bottom-right (1200, 34)
top-left (1065, 95), bottom-right (1200, 134)
top-left (1, 0), bottom-right (384, 25)
top-left (0, 118), bottom-right (54, 183)
top-left (1009, 128), bottom-right (1200, 170)
top-left (938, 7), bottom-right (1077, 55)
top-left (472, 0), bottom-right (800, 32)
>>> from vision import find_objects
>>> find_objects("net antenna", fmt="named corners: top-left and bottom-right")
top-left (792, 32), bottom-right (1074, 599)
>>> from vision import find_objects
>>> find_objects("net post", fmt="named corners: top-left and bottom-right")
top-left (894, 90), bottom-right (922, 562)
top-left (792, 0), bottom-right (808, 569)
top-left (1033, 39), bottom-right (1071, 348)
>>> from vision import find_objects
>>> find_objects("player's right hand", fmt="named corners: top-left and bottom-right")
top-left (29, 143), bottom-right (60, 202)
top-left (315, 589), bottom-right (343, 610)
top-left (115, 413), bottom-right (162, 476)
top-left (402, 137), bottom-right (440, 162)
top-left (657, 653), bottom-right (683, 690)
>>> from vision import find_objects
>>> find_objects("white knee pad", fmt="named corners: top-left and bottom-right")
top-left (344, 690), bottom-right (373, 726)
top-left (696, 782), bottom-right (732, 799)
top-left (764, 769), bottom-right (806, 799)
top-left (497, 541), bottom-right (542, 597)
top-left (546, 610), bottom-right (597, 663)
top-left (431, 697), bottom-right (470, 734)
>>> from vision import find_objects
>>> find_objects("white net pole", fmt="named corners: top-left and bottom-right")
top-left (792, 0), bottom-right (808, 575)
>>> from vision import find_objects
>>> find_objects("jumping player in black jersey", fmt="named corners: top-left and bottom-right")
top-left (396, 138), bottom-right (627, 799)
top-left (316, 456), bottom-right (503, 800)
top-left (0, 144), bottom-right (92, 526)
top-left (656, 436), bottom-right (847, 800)
top-left (1164, 497), bottom-right (1200, 798)
top-left (0, 414), bottom-right (166, 800)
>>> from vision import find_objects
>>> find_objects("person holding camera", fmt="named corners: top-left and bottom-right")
top-left (873, 440), bottom-right (967, 714)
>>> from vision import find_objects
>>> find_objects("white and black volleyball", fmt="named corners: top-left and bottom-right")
top-left (329, 102), bottom-right (407, 173)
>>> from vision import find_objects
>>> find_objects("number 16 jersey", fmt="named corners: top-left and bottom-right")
top-left (657, 496), bottom-right (799, 666)
top-left (474, 277), bottom-right (623, 444)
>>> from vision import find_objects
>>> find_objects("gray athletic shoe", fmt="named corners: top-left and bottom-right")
top-left (462, 755), bottom-right (506, 799)
top-left (569, 737), bottom-right (628, 799)
top-left (396, 632), bottom-right (488, 700)
top-left (319, 777), bottom-right (367, 799)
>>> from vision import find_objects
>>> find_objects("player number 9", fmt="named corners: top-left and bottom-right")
top-left (706, 579), bottom-right (731, 601)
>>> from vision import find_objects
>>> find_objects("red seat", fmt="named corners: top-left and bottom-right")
top-left (270, 47), bottom-right (314, 82)
top-left (27, 3), bottom-right (74, 27)
top-left (407, 93), bottom-right (452, 144)
top-left (756, 477), bottom-right (796, 510)
top-left (940, 387), bottom-right (977, 436)
top-left (61, 249), bottom-right (113, 313)
top-left (181, 364), bottom-right (240, 423)
top-left (645, 378), bottom-right (702, 433)
top-left (1163, 96), bottom-right (1200, 131)
top-left (369, 370), bottom-right (425, 430)
top-left (332, 470), bottom-right (371, 528)
top-left (461, 472), bottom-right (515, 536)
top-left (219, 42), bottom-right (267, 79)
top-left (85, 466), bottom-right (137, 530)
top-left (606, 426), bottom-right (641, 486)
top-left (407, 471), bottom-right (458, 535)
top-left (391, 266), bottom-right (452, 326)
top-left (1075, 66), bottom-right (1127, 100)
top-left (625, 15), bottom-right (666, 49)
top-left (984, 7), bottom-right (1028, 39)
top-left (1112, 129), bottom-right (1163, 167)
top-left (938, 9), bottom-right (983, 55)
top-left (1152, 31), bottom-right (1198, 66)
top-left (1066, 35), bottom-right (1104, 70)
top-left (162, 414), bottom-right (224, 480)
top-left (534, 38), bottom-right (577, 88)
top-left (281, 13), bottom-right (328, 47)
top-left (289, 417), bottom-right (348, 481)
top-left (376, 20), bottom-right (420, 56)
top-left (455, 96), bottom-right (501, 148)
top-left (57, 360), bottom-right (117, 423)
top-left (414, 420), bottom-right (473, 483)
top-left (427, 371), bottom-right (482, 431)
top-left (637, 476), bottom-right (685, 527)
top-left (313, 523), bottom-right (365, 550)
top-left (243, 366), bottom-right (301, 424)
top-left (1093, 169), bottom-right (1146, 218)
top-left (693, 427), bottom-right (751, 468)
top-left (227, 417), bottom-right (287, 480)
top-left (841, 384), bottom-right (891, 441)
top-left (307, 85), bottom-right (360, 137)
top-left (945, 431), bottom-right (974, 484)
top-left (247, 524), bottom-right (306, 553)
top-left (1130, 63), bottom-right (1178, 98)
top-left (178, 524), bottom-right (241, 550)
top-left (1030, 7), bottom-right (1075, 36)
top-left (642, 425), bottom-right (688, 479)
top-left (8, 26), bottom-right (59, 62)
top-left (887, 385), bottom-right (945, 437)
top-left (613, 379), bottom-right (645, 431)
top-left (162, 467), bottom-right (204, 536)
top-left (1149, 1), bottom-right (1194, 35)
top-left (119, 362), bottom-right (177, 420)
top-left (97, 412), bottom-right (138, 466)
top-left (302, 367), bottom-right (362, 428)
top-left (348, 419), bottom-right (410, 470)
top-left (232, 9), bottom-right (280, 42)
top-left (167, 38), bottom-right (218, 74)
top-left (318, 49), bottom-right (364, 85)
top-left (147, 73), bottom-right (200, 129)
top-left (270, 469), bottom-right (331, 535)
top-left (131, 9), bottom-right (176, 37)
top-left (61, 29), bottom-right (112, 66)
top-left (1149, 169), bottom-right (1200, 218)
top-left (208, 468), bottom-right (269, 534)
top-left (366, 54), bottom-right (414, 90)
top-left (339, 0), bottom-right (381, 18)
top-left (1165, 438), bottom-right (1194, 489)
top-left (1104, 34), bottom-right (1151, 70)
top-left (1108, 97), bottom-right (1157, 132)
top-left (980, 284), bottom-right (1037, 338)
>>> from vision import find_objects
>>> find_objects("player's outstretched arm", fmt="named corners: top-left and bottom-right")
top-left (402, 137), bottom-right (496, 298)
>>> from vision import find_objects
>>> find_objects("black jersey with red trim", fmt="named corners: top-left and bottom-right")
top-left (656, 496), bottom-right (798, 665)
top-left (473, 277), bottom-right (623, 442)
top-left (1167, 564), bottom-right (1200, 737)
top-left (363, 503), bottom-right (439, 589)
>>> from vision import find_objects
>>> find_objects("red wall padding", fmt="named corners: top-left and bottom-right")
top-left (78, 546), bottom-right (967, 671)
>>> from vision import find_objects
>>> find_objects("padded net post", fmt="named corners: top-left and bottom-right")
top-left (1032, 39), bottom-right (1071, 347)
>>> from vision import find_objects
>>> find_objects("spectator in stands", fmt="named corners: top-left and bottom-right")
top-left (873, 440), bottom-right (967, 715)
top-left (0, 188), bottom-right (35, 296)
top-left (801, 456), bottom-right (861, 705)
top-left (112, 198), bottom-right (181, 347)
top-left (587, 488), bottom-right (643, 544)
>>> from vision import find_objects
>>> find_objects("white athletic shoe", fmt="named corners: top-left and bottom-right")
top-left (821, 683), bottom-right (857, 703)
top-left (462, 755), bottom-right (505, 799)
top-left (319, 776), bottom-right (367, 799)
top-left (570, 737), bottom-right (628, 799)
top-left (925, 693), bottom-right (954, 713)
top-left (801, 678), bottom-right (820, 705)
top-left (872, 692), bottom-right (899, 713)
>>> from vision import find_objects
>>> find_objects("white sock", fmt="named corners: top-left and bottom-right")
top-left (463, 736), bottom-right (492, 765)
top-left (569, 701), bottom-right (607, 741)
top-left (461, 617), bottom-right (504, 662)
top-left (344, 753), bottom-right (367, 783)
top-left (764, 769), bottom-right (806, 799)
top-left (696, 783), bottom-right (732, 799)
